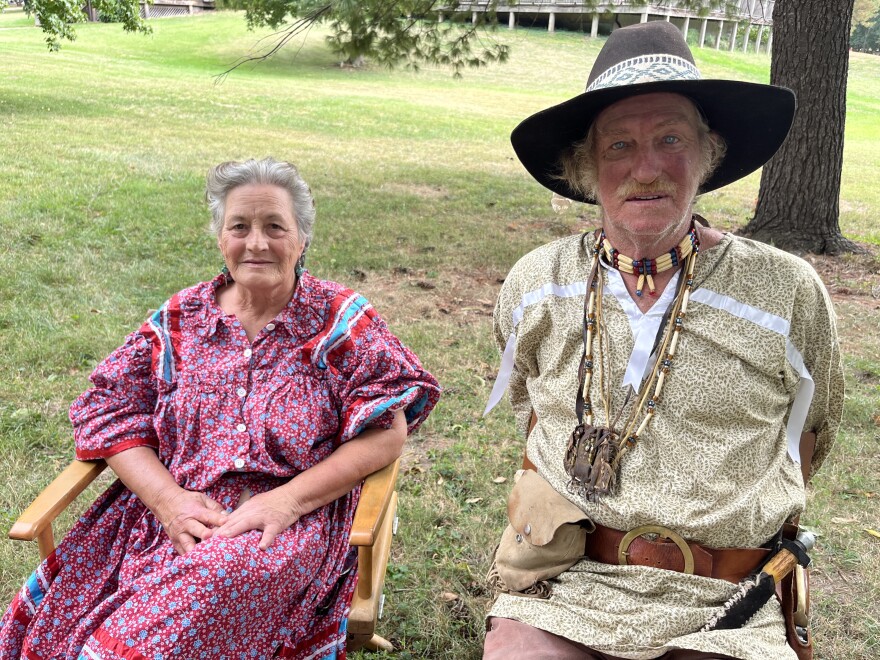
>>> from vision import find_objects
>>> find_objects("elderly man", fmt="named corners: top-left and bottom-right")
top-left (483, 21), bottom-right (842, 660)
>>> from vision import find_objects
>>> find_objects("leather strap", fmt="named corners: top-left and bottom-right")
top-left (522, 411), bottom-right (538, 471)
top-left (584, 523), bottom-right (770, 584)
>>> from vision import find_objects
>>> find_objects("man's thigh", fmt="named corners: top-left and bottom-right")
top-left (483, 617), bottom-right (739, 660)
top-left (484, 617), bottom-right (612, 660)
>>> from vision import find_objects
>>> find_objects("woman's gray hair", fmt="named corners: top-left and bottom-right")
top-left (556, 106), bottom-right (727, 203)
top-left (205, 158), bottom-right (316, 251)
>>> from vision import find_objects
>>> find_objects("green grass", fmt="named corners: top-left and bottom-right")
top-left (1, 12), bottom-right (879, 659)
top-left (0, 6), bottom-right (32, 29)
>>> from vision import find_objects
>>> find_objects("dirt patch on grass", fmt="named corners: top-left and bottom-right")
top-left (399, 429), bottom-right (456, 474)
top-left (379, 182), bottom-right (450, 199)
top-left (786, 246), bottom-right (880, 359)
top-left (803, 245), bottom-right (880, 301)
top-left (355, 265), bottom-right (504, 325)
top-left (812, 565), bottom-right (861, 598)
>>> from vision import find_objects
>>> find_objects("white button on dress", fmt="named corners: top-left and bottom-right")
top-left (236, 424), bottom-right (246, 432)
top-left (244, 348), bottom-right (252, 358)
top-left (236, 387), bottom-right (246, 397)
top-left (234, 458), bottom-right (245, 469)
top-left (266, 323), bottom-right (276, 331)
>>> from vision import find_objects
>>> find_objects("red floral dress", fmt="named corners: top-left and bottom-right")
top-left (0, 272), bottom-right (440, 660)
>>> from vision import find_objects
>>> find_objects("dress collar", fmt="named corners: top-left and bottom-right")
top-left (196, 270), bottom-right (325, 341)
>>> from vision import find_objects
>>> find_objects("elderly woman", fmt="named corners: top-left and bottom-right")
top-left (0, 158), bottom-right (440, 659)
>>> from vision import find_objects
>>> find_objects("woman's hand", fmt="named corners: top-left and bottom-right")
top-left (155, 487), bottom-right (229, 555)
top-left (211, 489), bottom-right (301, 551)
top-left (213, 409), bottom-right (407, 551)
top-left (105, 447), bottom-right (228, 556)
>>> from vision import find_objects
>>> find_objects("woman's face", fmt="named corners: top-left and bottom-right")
top-left (218, 183), bottom-right (304, 295)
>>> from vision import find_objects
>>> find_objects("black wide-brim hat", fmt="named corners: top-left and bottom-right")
top-left (511, 21), bottom-right (796, 204)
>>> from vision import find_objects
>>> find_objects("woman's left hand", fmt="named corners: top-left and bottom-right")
top-left (210, 488), bottom-right (302, 550)
top-left (211, 410), bottom-right (407, 551)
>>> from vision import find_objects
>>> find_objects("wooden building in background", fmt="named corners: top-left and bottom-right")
top-left (139, 0), bottom-right (215, 19)
top-left (455, 1), bottom-right (776, 53)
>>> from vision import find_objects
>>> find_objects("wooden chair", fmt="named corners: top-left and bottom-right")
top-left (8, 457), bottom-right (401, 653)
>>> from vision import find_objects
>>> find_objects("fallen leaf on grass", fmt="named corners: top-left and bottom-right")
top-left (493, 476), bottom-right (507, 484)
top-left (465, 497), bottom-right (482, 505)
top-left (864, 529), bottom-right (880, 539)
top-left (440, 591), bottom-right (459, 602)
top-left (842, 490), bottom-right (876, 498)
top-left (831, 517), bottom-right (859, 524)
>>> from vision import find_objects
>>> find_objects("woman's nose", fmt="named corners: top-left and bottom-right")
top-left (246, 227), bottom-right (269, 251)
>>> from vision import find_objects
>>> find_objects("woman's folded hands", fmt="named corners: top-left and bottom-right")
top-left (154, 487), bottom-right (229, 555)
top-left (208, 487), bottom-right (303, 551)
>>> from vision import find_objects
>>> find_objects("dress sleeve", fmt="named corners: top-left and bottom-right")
top-left (789, 269), bottom-right (845, 480)
top-left (70, 329), bottom-right (160, 460)
top-left (321, 293), bottom-right (440, 443)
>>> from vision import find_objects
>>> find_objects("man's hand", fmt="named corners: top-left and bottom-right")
top-left (211, 489), bottom-right (300, 551)
top-left (154, 487), bottom-right (229, 555)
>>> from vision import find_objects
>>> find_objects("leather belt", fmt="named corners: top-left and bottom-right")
top-left (521, 453), bottom-right (780, 584)
top-left (584, 522), bottom-right (771, 584)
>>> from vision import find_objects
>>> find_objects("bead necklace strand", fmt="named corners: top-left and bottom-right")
top-left (602, 226), bottom-right (698, 297)
top-left (581, 232), bottom-right (602, 428)
top-left (577, 226), bottom-right (700, 497)
top-left (612, 241), bottom-right (699, 470)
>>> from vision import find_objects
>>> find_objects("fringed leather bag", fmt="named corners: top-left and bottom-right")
top-left (490, 469), bottom-right (594, 595)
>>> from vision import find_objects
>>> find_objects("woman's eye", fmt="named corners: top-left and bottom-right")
top-left (662, 135), bottom-right (680, 144)
top-left (610, 141), bottom-right (627, 150)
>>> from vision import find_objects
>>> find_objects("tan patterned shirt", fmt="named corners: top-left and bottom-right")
top-left (487, 232), bottom-right (844, 659)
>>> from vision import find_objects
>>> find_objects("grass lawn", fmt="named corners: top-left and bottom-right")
top-left (1, 10), bottom-right (878, 658)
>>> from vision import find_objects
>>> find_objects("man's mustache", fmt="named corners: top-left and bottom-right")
top-left (615, 179), bottom-right (678, 200)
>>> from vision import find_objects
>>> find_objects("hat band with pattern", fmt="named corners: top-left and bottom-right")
top-left (586, 54), bottom-right (701, 92)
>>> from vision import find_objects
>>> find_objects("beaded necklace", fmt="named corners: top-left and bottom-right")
top-left (564, 224), bottom-right (700, 501)
top-left (602, 226), bottom-right (698, 297)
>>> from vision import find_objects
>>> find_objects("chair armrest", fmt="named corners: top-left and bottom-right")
top-left (349, 458), bottom-right (400, 547)
top-left (8, 459), bottom-right (107, 544)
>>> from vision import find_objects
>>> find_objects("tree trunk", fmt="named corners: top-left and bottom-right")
top-left (743, 0), bottom-right (859, 254)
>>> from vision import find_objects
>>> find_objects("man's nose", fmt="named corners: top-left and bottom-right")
top-left (630, 146), bottom-right (662, 183)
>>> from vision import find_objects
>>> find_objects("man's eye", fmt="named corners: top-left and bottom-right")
top-left (610, 141), bottom-right (627, 150)
top-left (662, 135), bottom-right (679, 144)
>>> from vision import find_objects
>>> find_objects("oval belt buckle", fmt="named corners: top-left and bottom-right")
top-left (617, 524), bottom-right (695, 575)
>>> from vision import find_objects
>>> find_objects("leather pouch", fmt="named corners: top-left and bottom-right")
top-left (494, 469), bottom-right (594, 592)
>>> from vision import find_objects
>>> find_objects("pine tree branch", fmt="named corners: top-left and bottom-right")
top-left (215, 4), bottom-right (333, 82)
